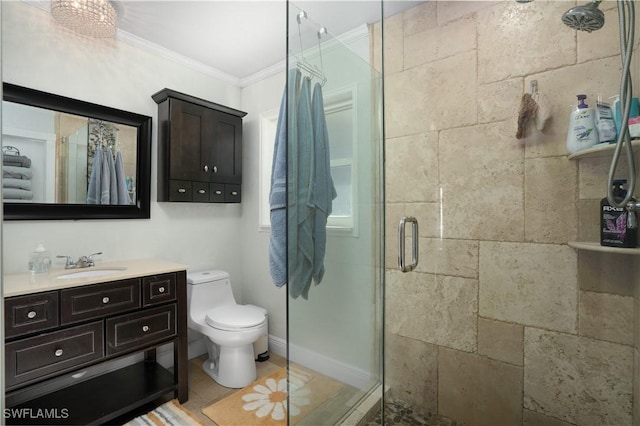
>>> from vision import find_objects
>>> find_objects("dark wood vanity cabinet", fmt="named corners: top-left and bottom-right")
top-left (152, 88), bottom-right (247, 203)
top-left (3, 271), bottom-right (188, 425)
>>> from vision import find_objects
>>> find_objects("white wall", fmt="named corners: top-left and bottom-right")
top-left (2, 2), bottom-right (246, 302)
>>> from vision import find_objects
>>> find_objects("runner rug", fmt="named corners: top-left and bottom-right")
top-left (202, 366), bottom-right (345, 425)
top-left (123, 399), bottom-right (204, 426)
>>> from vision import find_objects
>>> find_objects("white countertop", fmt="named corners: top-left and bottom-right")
top-left (3, 258), bottom-right (188, 297)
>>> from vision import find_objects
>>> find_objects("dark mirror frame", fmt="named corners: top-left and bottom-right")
top-left (2, 83), bottom-right (152, 220)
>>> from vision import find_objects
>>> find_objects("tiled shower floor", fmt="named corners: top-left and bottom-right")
top-left (366, 399), bottom-right (461, 426)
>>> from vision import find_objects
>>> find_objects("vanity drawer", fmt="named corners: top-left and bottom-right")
top-left (5, 321), bottom-right (103, 389)
top-left (5, 291), bottom-right (59, 339)
top-left (169, 180), bottom-right (192, 202)
top-left (142, 273), bottom-right (176, 306)
top-left (60, 279), bottom-right (140, 325)
top-left (106, 304), bottom-right (176, 355)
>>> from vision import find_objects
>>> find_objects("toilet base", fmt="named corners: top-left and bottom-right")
top-left (202, 339), bottom-right (257, 388)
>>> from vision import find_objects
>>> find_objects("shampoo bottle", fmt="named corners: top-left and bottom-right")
top-left (600, 179), bottom-right (637, 248)
top-left (566, 94), bottom-right (599, 154)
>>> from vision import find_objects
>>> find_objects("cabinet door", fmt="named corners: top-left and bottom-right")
top-left (169, 99), bottom-right (214, 182)
top-left (209, 110), bottom-right (242, 184)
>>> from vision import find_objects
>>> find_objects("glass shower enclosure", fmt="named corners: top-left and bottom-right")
top-left (284, 1), bottom-right (385, 424)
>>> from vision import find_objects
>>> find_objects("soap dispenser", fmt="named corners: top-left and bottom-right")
top-left (28, 242), bottom-right (51, 274)
top-left (567, 94), bottom-right (599, 154)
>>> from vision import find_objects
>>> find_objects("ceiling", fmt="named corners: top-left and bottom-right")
top-left (30, 1), bottom-right (423, 86)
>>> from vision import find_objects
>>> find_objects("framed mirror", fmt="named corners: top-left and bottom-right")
top-left (2, 83), bottom-right (151, 220)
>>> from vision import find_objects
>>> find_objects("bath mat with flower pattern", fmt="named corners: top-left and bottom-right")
top-left (123, 399), bottom-right (205, 426)
top-left (202, 366), bottom-right (345, 425)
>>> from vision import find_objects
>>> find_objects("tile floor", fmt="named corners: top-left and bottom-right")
top-left (181, 353), bottom-right (287, 425)
top-left (181, 354), bottom-right (459, 426)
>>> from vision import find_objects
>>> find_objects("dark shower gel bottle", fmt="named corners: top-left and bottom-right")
top-left (601, 179), bottom-right (637, 247)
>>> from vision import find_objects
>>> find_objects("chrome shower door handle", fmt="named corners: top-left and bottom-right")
top-left (398, 216), bottom-right (419, 272)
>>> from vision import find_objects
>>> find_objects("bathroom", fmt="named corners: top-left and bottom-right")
top-left (2, 0), bottom-right (640, 425)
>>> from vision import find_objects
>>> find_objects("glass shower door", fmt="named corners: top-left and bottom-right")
top-left (285, 1), bottom-right (385, 424)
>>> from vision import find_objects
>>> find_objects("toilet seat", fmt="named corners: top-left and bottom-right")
top-left (205, 305), bottom-right (266, 331)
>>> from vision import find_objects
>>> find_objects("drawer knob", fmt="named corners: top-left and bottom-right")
top-left (215, 190), bottom-right (222, 195)
top-left (158, 287), bottom-right (166, 293)
top-left (54, 349), bottom-right (63, 357)
top-left (203, 165), bottom-right (209, 172)
top-left (213, 166), bottom-right (218, 173)
top-left (102, 296), bottom-right (110, 304)
top-left (27, 310), bottom-right (37, 319)
top-left (198, 189), bottom-right (206, 194)
top-left (177, 188), bottom-right (186, 194)
top-left (231, 191), bottom-right (238, 196)
top-left (142, 325), bottom-right (150, 332)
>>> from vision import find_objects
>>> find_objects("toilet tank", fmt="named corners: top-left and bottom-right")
top-left (187, 270), bottom-right (236, 313)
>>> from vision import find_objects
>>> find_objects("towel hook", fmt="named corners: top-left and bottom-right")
top-left (317, 27), bottom-right (327, 86)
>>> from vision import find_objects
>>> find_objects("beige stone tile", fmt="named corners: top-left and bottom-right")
top-left (385, 332), bottom-right (437, 413)
top-left (577, 7), bottom-right (622, 63)
top-left (404, 15), bottom-right (476, 70)
top-left (579, 291), bottom-right (634, 346)
top-left (383, 12), bottom-right (403, 76)
top-left (402, 1), bottom-right (437, 38)
top-left (438, 347), bottom-right (523, 426)
top-left (524, 156), bottom-right (578, 244)
top-left (477, 1), bottom-right (576, 84)
top-left (479, 241), bottom-right (578, 333)
top-left (524, 328), bottom-right (633, 425)
top-left (416, 237), bottom-right (479, 279)
top-left (405, 202), bottom-right (440, 239)
top-left (578, 154), bottom-right (638, 200)
top-left (385, 132), bottom-right (438, 203)
top-left (478, 78), bottom-right (523, 124)
top-left (634, 349), bottom-right (640, 425)
top-left (386, 269), bottom-right (478, 352)
top-left (384, 50), bottom-right (477, 138)
top-left (437, 1), bottom-right (497, 27)
top-left (478, 317), bottom-right (524, 366)
top-left (523, 56), bottom-right (622, 159)
top-left (523, 409), bottom-right (575, 426)
top-left (439, 121), bottom-right (524, 241)
top-left (385, 203), bottom-right (405, 271)
top-left (578, 250), bottom-right (636, 297)
top-left (578, 198), bottom-right (600, 242)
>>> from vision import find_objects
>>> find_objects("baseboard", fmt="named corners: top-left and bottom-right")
top-left (268, 335), bottom-right (371, 389)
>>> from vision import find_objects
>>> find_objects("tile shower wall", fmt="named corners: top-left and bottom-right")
top-left (377, 1), bottom-right (640, 425)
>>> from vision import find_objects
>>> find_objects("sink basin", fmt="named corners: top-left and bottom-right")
top-left (56, 268), bottom-right (127, 279)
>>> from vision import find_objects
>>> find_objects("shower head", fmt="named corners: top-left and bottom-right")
top-left (562, 0), bottom-right (605, 33)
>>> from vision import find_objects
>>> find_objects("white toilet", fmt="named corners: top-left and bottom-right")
top-left (186, 270), bottom-right (268, 388)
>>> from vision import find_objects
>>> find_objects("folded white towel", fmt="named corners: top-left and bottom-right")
top-left (3, 177), bottom-right (32, 190)
top-left (3, 165), bottom-right (32, 180)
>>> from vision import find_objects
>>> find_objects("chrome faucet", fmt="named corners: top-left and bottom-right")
top-left (57, 252), bottom-right (102, 269)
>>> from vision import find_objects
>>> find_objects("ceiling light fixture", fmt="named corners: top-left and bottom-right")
top-left (51, 0), bottom-right (117, 38)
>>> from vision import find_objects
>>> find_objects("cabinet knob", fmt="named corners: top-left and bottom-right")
top-left (54, 349), bottom-right (63, 357)
top-left (197, 189), bottom-right (206, 194)
top-left (177, 188), bottom-right (187, 194)
top-left (142, 325), bottom-right (150, 332)
top-left (215, 190), bottom-right (222, 195)
top-left (158, 287), bottom-right (166, 293)
top-left (231, 191), bottom-right (238, 196)
top-left (203, 165), bottom-right (209, 172)
top-left (27, 310), bottom-right (37, 319)
top-left (102, 296), bottom-right (110, 304)
top-left (213, 166), bottom-right (218, 173)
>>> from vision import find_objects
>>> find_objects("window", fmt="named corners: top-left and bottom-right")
top-left (259, 85), bottom-right (357, 234)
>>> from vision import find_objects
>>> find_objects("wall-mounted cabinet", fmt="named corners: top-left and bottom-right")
top-left (152, 89), bottom-right (247, 203)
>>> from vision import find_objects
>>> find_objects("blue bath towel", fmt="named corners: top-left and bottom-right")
top-left (269, 69), bottom-right (301, 288)
top-left (115, 150), bottom-right (131, 205)
top-left (289, 76), bottom-right (315, 300)
top-left (310, 82), bottom-right (336, 286)
top-left (87, 146), bottom-right (103, 204)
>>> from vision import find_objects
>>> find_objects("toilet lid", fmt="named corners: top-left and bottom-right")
top-left (205, 305), bottom-right (266, 329)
